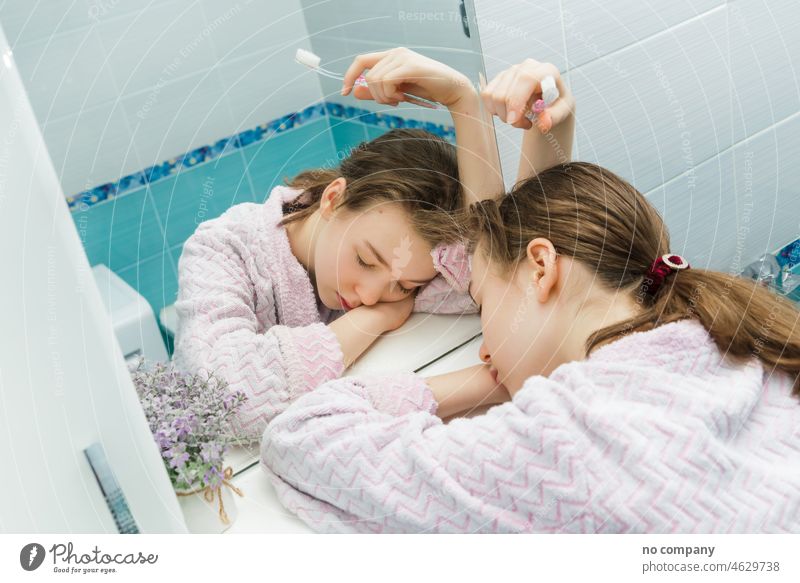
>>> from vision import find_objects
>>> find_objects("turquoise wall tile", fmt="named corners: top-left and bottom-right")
top-left (149, 150), bottom-right (254, 249)
top-left (329, 117), bottom-right (369, 155)
top-left (365, 124), bottom-right (387, 142)
top-left (169, 242), bottom-right (184, 272)
top-left (117, 251), bottom-right (179, 320)
top-left (71, 187), bottom-right (166, 272)
top-left (241, 117), bottom-right (337, 202)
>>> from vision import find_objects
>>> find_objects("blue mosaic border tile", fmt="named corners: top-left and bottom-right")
top-left (776, 238), bottom-right (800, 270)
top-left (67, 102), bottom-right (455, 213)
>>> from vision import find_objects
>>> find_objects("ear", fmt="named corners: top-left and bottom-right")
top-left (525, 237), bottom-right (558, 303)
top-left (319, 177), bottom-right (347, 220)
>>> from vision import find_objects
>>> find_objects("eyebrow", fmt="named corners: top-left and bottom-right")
top-left (364, 241), bottom-right (429, 285)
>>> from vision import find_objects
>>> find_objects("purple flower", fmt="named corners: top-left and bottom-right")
top-left (130, 358), bottom-right (247, 489)
top-left (202, 465), bottom-right (222, 488)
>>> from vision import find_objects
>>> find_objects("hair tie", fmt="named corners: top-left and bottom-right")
top-left (641, 253), bottom-right (690, 297)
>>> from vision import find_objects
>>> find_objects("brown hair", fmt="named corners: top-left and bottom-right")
top-left (279, 128), bottom-right (465, 246)
top-left (469, 161), bottom-right (800, 396)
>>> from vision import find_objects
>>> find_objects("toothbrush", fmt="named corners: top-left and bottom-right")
top-left (524, 75), bottom-right (559, 122)
top-left (295, 48), bottom-right (440, 109)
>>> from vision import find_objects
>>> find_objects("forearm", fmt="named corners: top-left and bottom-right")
top-left (516, 112), bottom-right (575, 182)
top-left (449, 84), bottom-right (505, 205)
top-left (424, 364), bottom-right (509, 419)
top-left (328, 309), bottom-right (385, 368)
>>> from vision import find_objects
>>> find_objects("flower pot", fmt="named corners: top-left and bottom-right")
top-left (175, 467), bottom-right (243, 533)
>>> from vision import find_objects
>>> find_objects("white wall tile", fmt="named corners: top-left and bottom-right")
top-left (729, 0), bottom-right (800, 142)
top-left (729, 114), bottom-right (800, 262)
top-left (301, 0), bottom-right (403, 46)
top-left (120, 68), bottom-right (234, 167)
top-left (201, 0), bottom-right (307, 64)
top-left (562, 0), bottom-right (723, 69)
top-left (12, 26), bottom-right (119, 122)
top-left (216, 43), bottom-right (324, 132)
top-left (475, 0), bottom-right (566, 75)
top-left (96, 0), bottom-right (217, 96)
top-left (570, 7), bottom-right (731, 194)
top-left (83, 0), bottom-right (172, 24)
top-left (644, 151), bottom-right (735, 270)
top-left (43, 101), bottom-right (139, 196)
top-left (0, 0), bottom-right (94, 47)
top-left (646, 112), bottom-right (800, 272)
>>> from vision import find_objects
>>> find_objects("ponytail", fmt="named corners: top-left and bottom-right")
top-left (587, 268), bottom-right (800, 396)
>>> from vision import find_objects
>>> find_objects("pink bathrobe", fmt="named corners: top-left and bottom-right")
top-left (260, 318), bottom-right (800, 533)
top-left (172, 185), bottom-right (475, 444)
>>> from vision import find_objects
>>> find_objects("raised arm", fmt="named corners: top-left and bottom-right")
top-left (479, 59), bottom-right (576, 183)
top-left (341, 47), bottom-right (505, 206)
top-left (447, 76), bottom-right (505, 205)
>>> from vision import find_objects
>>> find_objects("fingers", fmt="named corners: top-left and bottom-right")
top-left (505, 68), bottom-right (538, 129)
top-left (367, 55), bottom-right (403, 106)
top-left (481, 69), bottom-right (511, 121)
top-left (341, 51), bottom-right (389, 96)
top-left (481, 60), bottom-right (568, 132)
top-left (351, 81), bottom-right (374, 101)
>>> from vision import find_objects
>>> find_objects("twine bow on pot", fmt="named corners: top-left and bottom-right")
top-left (176, 466), bottom-right (244, 524)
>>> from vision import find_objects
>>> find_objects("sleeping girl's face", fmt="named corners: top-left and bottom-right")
top-left (470, 237), bottom-right (645, 395)
top-left (469, 238), bottom-right (575, 395)
top-left (311, 181), bottom-right (437, 312)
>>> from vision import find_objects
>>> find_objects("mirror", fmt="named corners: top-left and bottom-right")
top-left (2, 0), bottom-right (496, 473)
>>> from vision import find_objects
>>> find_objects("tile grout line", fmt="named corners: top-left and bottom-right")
top-left (643, 108), bottom-right (800, 198)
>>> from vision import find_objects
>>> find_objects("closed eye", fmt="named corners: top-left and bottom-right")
top-left (356, 254), bottom-right (374, 269)
top-left (359, 254), bottom-right (413, 294)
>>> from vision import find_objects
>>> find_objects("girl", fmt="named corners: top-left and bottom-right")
top-left (259, 61), bottom-right (800, 533)
top-left (172, 48), bottom-right (503, 445)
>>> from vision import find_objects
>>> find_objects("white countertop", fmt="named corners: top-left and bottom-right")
top-left (218, 317), bottom-right (485, 533)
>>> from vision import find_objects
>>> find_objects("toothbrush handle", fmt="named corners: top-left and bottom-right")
top-left (355, 75), bottom-right (439, 109)
top-left (401, 93), bottom-right (439, 109)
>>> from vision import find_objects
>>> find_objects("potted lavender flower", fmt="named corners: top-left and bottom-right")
top-left (129, 357), bottom-right (248, 533)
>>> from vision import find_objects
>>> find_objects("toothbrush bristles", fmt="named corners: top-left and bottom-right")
top-left (295, 48), bottom-right (321, 69)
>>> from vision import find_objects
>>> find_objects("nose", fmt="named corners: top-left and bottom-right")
top-left (479, 340), bottom-right (491, 364)
top-left (355, 281), bottom-right (383, 306)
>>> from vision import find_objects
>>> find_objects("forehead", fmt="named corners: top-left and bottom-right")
top-left (344, 203), bottom-right (436, 278)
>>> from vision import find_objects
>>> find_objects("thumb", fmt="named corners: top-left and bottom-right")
top-left (352, 83), bottom-right (375, 101)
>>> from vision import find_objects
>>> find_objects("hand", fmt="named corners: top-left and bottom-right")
top-left (341, 47), bottom-right (473, 109)
top-left (424, 364), bottom-right (510, 419)
top-left (363, 292), bottom-right (416, 333)
top-left (480, 58), bottom-right (575, 133)
top-left (467, 364), bottom-right (511, 406)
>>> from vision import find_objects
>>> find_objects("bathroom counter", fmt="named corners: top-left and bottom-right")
top-left (219, 323), bottom-right (486, 534)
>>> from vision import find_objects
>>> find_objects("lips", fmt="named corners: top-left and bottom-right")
top-left (336, 293), bottom-right (353, 311)
top-left (489, 367), bottom-right (499, 384)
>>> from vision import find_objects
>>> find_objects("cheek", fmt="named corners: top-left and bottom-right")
top-left (482, 295), bottom-right (537, 376)
top-left (315, 231), bottom-right (346, 282)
